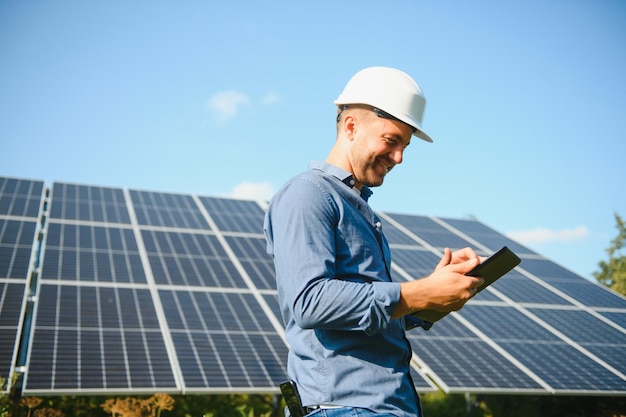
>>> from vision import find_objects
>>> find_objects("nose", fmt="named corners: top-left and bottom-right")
top-left (391, 147), bottom-right (404, 165)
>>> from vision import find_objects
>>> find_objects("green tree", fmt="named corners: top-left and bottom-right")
top-left (594, 212), bottom-right (626, 296)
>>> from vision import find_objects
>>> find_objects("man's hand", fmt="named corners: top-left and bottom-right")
top-left (435, 247), bottom-right (483, 270)
top-left (392, 247), bottom-right (484, 319)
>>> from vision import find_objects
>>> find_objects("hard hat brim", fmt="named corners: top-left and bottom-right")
top-left (412, 127), bottom-right (434, 143)
top-left (334, 100), bottom-right (434, 143)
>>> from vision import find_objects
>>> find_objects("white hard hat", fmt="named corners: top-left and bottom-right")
top-left (334, 66), bottom-right (433, 143)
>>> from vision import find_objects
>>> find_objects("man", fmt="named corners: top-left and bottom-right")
top-left (264, 67), bottom-right (483, 417)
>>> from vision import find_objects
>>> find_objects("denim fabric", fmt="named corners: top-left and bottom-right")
top-left (306, 407), bottom-right (398, 417)
top-left (265, 161), bottom-right (425, 417)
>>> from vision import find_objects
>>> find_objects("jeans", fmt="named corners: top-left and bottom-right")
top-left (300, 408), bottom-right (398, 417)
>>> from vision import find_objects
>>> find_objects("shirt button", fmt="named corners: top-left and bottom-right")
top-left (375, 221), bottom-right (382, 228)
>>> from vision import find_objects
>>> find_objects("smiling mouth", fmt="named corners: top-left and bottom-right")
top-left (380, 160), bottom-right (394, 173)
top-left (371, 158), bottom-right (395, 177)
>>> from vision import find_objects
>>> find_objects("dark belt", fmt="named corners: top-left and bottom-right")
top-left (305, 405), bottom-right (343, 414)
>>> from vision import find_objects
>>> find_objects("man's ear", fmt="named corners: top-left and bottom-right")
top-left (343, 113), bottom-right (357, 141)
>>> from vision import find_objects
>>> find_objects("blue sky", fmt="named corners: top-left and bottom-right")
top-left (1, 1), bottom-right (624, 281)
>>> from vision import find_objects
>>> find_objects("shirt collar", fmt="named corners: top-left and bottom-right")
top-left (308, 161), bottom-right (373, 201)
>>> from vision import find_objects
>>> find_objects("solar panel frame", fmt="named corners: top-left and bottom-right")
top-left (0, 177), bottom-right (46, 392)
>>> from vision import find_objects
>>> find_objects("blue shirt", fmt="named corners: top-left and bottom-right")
top-left (264, 161), bottom-right (426, 417)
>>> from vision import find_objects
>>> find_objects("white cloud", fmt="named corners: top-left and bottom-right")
top-left (225, 181), bottom-right (275, 202)
top-left (261, 91), bottom-right (281, 105)
top-left (206, 90), bottom-right (280, 124)
top-left (207, 90), bottom-right (250, 123)
top-left (506, 226), bottom-right (589, 245)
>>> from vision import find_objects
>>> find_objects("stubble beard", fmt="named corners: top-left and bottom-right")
top-left (359, 158), bottom-right (392, 188)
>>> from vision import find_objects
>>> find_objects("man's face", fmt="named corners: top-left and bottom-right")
top-left (349, 111), bottom-right (413, 188)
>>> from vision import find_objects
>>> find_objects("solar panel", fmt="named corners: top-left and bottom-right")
top-left (130, 190), bottom-right (209, 229)
top-left (382, 212), bottom-right (626, 394)
top-left (41, 223), bottom-right (145, 284)
top-left (384, 213), bottom-right (482, 252)
top-left (0, 177), bottom-right (44, 390)
top-left (440, 217), bottom-right (535, 256)
top-left (0, 282), bottom-right (28, 380)
top-left (225, 236), bottom-right (276, 291)
top-left (528, 308), bottom-right (626, 374)
top-left (500, 341), bottom-right (624, 392)
top-left (198, 196), bottom-right (266, 234)
top-left (161, 289), bottom-right (288, 391)
top-left (22, 182), bottom-right (291, 395)
top-left (1, 175), bottom-right (624, 397)
top-left (141, 229), bottom-right (243, 288)
top-left (0, 177), bottom-right (44, 218)
top-left (389, 248), bottom-right (441, 278)
top-left (411, 337), bottom-right (545, 393)
top-left (520, 258), bottom-right (625, 307)
top-left (600, 311), bottom-right (626, 328)
top-left (25, 283), bottom-right (177, 392)
top-left (487, 271), bottom-right (574, 305)
top-left (49, 182), bottom-right (131, 224)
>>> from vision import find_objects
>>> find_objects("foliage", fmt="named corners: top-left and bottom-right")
top-left (100, 393), bottom-right (175, 417)
top-left (480, 395), bottom-right (626, 417)
top-left (594, 212), bottom-right (626, 296)
top-left (32, 408), bottom-right (64, 417)
top-left (1, 385), bottom-right (624, 417)
top-left (419, 392), bottom-right (626, 417)
top-left (203, 403), bottom-right (272, 417)
top-left (170, 393), bottom-right (279, 417)
top-left (1, 375), bottom-right (20, 417)
top-left (19, 397), bottom-right (42, 417)
top-left (421, 392), bottom-right (485, 417)
top-left (40, 395), bottom-right (110, 417)
top-left (0, 390), bottom-right (280, 417)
